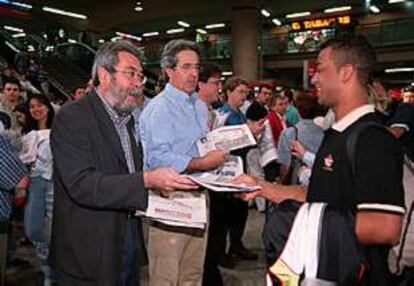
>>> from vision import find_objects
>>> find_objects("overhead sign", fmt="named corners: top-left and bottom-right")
top-left (291, 15), bottom-right (351, 31)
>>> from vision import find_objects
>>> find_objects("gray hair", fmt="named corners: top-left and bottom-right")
top-left (160, 39), bottom-right (201, 71)
top-left (91, 40), bottom-right (141, 86)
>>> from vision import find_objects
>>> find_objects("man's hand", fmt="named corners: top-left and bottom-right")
top-left (234, 174), bottom-right (307, 203)
top-left (187, 149), bottom-right (228, 172)
top-left (290, 140), bottom-right (306, 159)
top-left (247, 119), bottom-right (266, 137)
top-left (144, 167), bottom-right (199, 192)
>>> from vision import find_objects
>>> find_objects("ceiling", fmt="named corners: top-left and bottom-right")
top-left (1, 0), bottom-right (409, 38)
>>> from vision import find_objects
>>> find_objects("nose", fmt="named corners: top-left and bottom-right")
top-left (311, 73), bottom-right (318, 86)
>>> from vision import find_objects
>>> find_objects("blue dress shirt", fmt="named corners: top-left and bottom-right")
top-left (139, 83), bottom-right (209, 172)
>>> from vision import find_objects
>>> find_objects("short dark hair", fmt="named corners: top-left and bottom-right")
top-left (319, 34), bottom-right (376, 86)
top-left (258, 83), bottom-right (273, 93)
top-left (3, 77), bottom-right (21, 90)
top-left (71, 85), bottom-right (85, 95)
top-left (295, 92), bottom-right (326, 119)
top-left (199, 62), bottom-right (221, 83)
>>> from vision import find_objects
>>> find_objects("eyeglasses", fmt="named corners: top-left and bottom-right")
top-left (113, 69), bottom-right (147, 84)
top-left (174, 63), bottom-right (203, 73)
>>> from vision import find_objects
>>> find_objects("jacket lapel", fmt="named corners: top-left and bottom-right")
top-left (88, 90), bottom-right (128, 170)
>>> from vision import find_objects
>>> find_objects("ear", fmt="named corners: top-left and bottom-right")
top-left (339, 64), bottom-right (354, 84)
top-left (97, 66), bottom-right (111, 88)
top-left (165, 67), bottom-right (174, 80)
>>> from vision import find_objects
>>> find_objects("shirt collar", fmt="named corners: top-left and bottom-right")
top-left (331, 104), bottom-right (375, 132)
top-left (95, 88), bottom-right (130, 125)
top-left (165, 83), bottom-right (198, 105)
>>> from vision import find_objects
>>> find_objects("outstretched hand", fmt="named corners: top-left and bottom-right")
top-left (144, 167), bottom-right (199, 192)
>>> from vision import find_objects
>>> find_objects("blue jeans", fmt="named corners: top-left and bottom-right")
top-left (24, 176), bottom-right (54, 263)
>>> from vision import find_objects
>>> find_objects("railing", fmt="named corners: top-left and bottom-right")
top-left (141, 17), bottom-right (414, 63)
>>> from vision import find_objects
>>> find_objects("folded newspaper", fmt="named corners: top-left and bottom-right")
top-left (136, 191), bottom-right (207, 229)
top-left (189, 155), bottom-right (260, 192)
top-left (197, 124), bottom-right (256, 157)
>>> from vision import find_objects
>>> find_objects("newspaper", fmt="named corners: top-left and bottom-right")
top-left (258, 120), bottom-right (278, 167)
top-left (197, 124), bottom-right (256, 157)
top-left (189, 156), bottom-right (260, 192)
top-left (19, 130), bottom-right (51, 164)
top-left (136, 191), bottom-right (207, 229)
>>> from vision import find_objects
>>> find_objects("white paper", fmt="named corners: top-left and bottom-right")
top-left (136, 191), bottom-right (207, 229)
top-left (197, 124), bottom-right (256, 157)
top-left (19, 130), bottom-right (51, 164)
top-left (189, 156), bottom-right (260, 192)
top-left (258, 120), bottom-right (278, 167)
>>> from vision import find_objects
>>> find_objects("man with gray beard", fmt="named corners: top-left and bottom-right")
top-left (50, 40), bottom-right (198, 286)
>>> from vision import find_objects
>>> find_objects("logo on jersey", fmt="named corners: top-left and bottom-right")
top-left (323, 154), bottom-right (334, 171)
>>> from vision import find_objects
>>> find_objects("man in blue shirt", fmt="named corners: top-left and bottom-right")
top-left (140, 39), bottom-right (227, 286)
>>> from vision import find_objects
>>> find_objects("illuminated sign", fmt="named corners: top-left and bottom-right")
top-left (291, 15), bottom-right (351, 31)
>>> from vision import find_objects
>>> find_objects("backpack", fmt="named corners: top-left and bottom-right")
top-left (345, 121), bottom-right (414, 276)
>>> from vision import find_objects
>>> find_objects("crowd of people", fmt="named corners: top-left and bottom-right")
top-left (0, 33), bottom-right (413, 286)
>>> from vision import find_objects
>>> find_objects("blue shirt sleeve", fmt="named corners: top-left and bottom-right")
top-left (277, 128), bottom-right (294, 166)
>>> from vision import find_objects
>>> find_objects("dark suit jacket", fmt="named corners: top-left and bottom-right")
top-left (50, 90), bottom-right (148, 285)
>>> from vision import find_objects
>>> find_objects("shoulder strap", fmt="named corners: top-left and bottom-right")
top-left (346, 121), bottom-right (386, 176)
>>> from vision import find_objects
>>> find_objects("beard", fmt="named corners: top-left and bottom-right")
top-left (106, 79), bottom-right (142, 116)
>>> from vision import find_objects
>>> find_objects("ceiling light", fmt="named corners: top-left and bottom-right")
top-left (4, 25), bottom-right (24, 33)
top-left (166, 28), bottom-right (185, 34)
top-left (388, 0), bottom-right (405, 3)
top-left (286, 11), bottom-right (311, 18)
top-left (196, 28), bottom-right (207, 34)
top-left (5, 41), bottom-right (20, 53)
top-left (116, 32), bottom-right (142, 41)
top-left (205, 23), bottom-right (225, 29)
top-left (221, 71), bottom-right (233, 76)
top-left (42, 6), bottom-right (88, 19)
top-left (11, 1), bottom-right (32, 9)
top-left (324, 6), bottom-right (352, 13)
top-left (12, 32), bottom-right (26, 38)
top-left (27, 45), bottom-right (35, 52)
top-left (142, 32), bottom-right (159, 37)
top-left (369, 5), bottom-right (380, 13)
top-left (385, 67), bottom-right (414, 73)
top-left (134, 6), bottom-right (143, 11)
top-left (261, 9), bottom-right (271, 17)
top-left (177, 21), bottom-right (190, 28)
top-left (136, 1), bottom-right (141, 5)
top-left (272, 18), bottom-right (282, 26)
top-left (98, 39), bottom-right (105, 44)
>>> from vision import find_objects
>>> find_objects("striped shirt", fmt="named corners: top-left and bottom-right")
top-left (0, 134), bottom-right (27, 220)
top-left (96, 90), bottom-right (136, 173)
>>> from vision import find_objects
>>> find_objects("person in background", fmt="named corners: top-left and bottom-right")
top-left (283, 89), bottom-right (300, 126)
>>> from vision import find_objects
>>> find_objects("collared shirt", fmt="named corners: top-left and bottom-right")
top-left (139, 83), bottom-right (209, 172)
top-left (332, 104), bottom-right (375, 132)
top-left (218, 103), bottom-right (247, 126)
top-left (96, 89), bottom-right (135, 173)
top-left (0, 135), bottom-right (27, 220)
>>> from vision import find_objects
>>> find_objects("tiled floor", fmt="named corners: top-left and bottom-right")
top-left (6, 209), bottom-right (266, 286)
